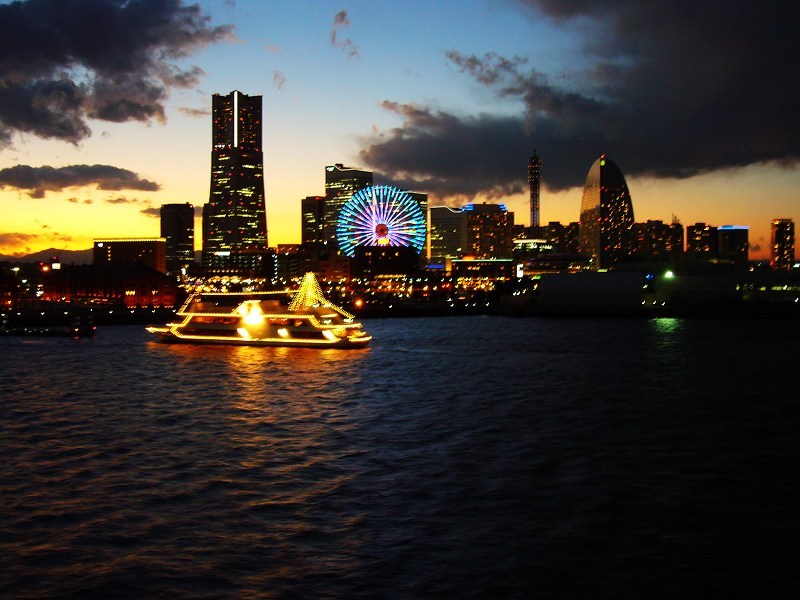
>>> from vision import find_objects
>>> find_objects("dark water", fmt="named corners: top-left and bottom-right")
top-left (1, 317), bottom-right (798, 598)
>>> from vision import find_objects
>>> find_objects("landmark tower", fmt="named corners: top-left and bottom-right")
top-left (578, 155), bottom-right (635, 269)
top-left (202, 90), bottom-right (267, 271)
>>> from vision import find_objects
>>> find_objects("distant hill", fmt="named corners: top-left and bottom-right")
top-left (0, 248), bottom-right (93, 265)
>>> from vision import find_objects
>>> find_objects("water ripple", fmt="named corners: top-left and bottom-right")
top-left (2, 318), bottom-right (799, 598)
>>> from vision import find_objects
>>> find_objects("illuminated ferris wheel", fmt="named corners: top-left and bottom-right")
top-left (336, 185), bottom-right (427, 258)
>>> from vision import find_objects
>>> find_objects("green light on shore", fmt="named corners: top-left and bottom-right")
top-left (664, 270), bottom-right (675, 279)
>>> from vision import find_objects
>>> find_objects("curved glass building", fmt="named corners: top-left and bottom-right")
top-left (579, 156), bottom-right (635, 269)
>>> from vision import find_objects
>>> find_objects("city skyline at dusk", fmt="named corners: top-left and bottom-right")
top-left (1, 0), bottom-right (798, 260)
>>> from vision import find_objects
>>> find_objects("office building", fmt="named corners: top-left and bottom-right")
top-left (686, 223), bottom-right (718, 253)
top-left (717, 225), bottom-right (750, 265)
top-left (463, 202), bottom-right (514, 259)
top-left (429, 206), bottom-right (464, 263)
top-left (528, 151), bottom-right (541, 229)
top-left (634, 219), bottom-right (684, 262)
top-left (160, 203), bottom-right (195, 276)
top-left (578, 155), bottom-right (635, 269)
top-left (324, 163), bottom-right (373, 252)
top-left (93, 238), bottom-right (167, 273)
top-left (542, 221), bottom-right (580, 254)
top-left (301, 196), bottom-right (326, 246)
top-left (771, 218), bottom-right (795, 270)
top-left (203, 90), bottom-right (267, 272)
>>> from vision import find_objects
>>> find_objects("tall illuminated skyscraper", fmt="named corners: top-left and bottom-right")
top-left (202, 90), bottom-right (267, 271)
top-left (578, 155), bottom-right (635, 269)
top-left (771, 218), bottom-right (795, 270)
top-left (324, 164), bottom-right (373, 253)
top-left (528, 151), bottom-right (541, 229)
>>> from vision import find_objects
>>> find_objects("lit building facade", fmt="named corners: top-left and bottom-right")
top-left (93, 238), bottom-right (166, 273)
top-left (429, 206), bottom-right (464, 263)
top-left (463, 202), bottom-right (514, 259)
top-left (634, 219), bottom-right (684, 262)
top-left (543, 221), bottom-right (580, 254)
top-left (771, 218), bottom-right (795, 270)
top-left (578, 156), bottom-right (635, 269)
top-left (203, 90), bottom-right (267, 272)
top-left (160, 203), bottom-right (195, 276)
top-left (324, 163), bottom-right (373, 253)
top-left (42, 263), bottom-right (177, 308)
top-left (686, 223), bottom-right (718, 253)
top-left (528, 151), bottom-right (541, 229)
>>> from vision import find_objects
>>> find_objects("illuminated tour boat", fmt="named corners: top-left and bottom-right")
top-left (146, 272), bottom-right (371, 348)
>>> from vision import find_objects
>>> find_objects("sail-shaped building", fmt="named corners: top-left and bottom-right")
top-left (578, 156), bottom-right (635, 269)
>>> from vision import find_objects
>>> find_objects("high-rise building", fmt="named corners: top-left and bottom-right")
top-left (160, 203), bottom-right (195, 276)
top-left (528, 151), bottom-right (541, 229)
top-left (203, 90), bottom-right (267, 272)
top-left (463, 202), bottom-right (514, 259)
top-left (324, 163), bottom-right (372, 252)
top-left (429, 206), bottom-right (464, 263)
top-left (717, 225), bottom-right (749, 265)
top-left (578, 155), bottom-right (635, 269)
top-left (770, 218), bottom-right (795, 270)
top-left (686, 223), bottom-right (718, 253)
top-left (301, 196), bottom-right (326, 246)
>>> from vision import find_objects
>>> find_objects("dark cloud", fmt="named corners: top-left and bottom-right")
top-left (141, 207), bottom-right (161, 217)
top-left (273, 71), bottom-right (287, 90)
top-left (360, 1), bottom-right (800, 196)
top-left (0, 0), bottom-right (232, 145)
top-left (142, 204), bottom-right (200, 218)
top-left (331, 10), bottom-right (359, 58)
top-left (361, 101), bottom-right (528, 202)
top-left (0, 164), bottom-right (160, 198)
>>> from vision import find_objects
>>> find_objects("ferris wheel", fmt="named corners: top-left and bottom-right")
top-left (336, 185), bottom-right (427, 258)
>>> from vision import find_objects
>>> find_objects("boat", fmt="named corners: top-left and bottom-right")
top-left (146, 272), bottom-right (371, 348)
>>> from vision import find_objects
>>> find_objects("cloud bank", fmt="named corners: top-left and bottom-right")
top-left (360, 0), bottom-right (800, 197)
top-left (0, 0), bottom-right (232, 146)
top-left (0, 164), bottom-right (160, 198)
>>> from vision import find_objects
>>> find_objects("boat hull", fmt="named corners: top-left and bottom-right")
top-left (147, 327), bottom-right (371, 349)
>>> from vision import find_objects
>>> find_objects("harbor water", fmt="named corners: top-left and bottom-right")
top-left (2, 316), bottom-right (798, 598)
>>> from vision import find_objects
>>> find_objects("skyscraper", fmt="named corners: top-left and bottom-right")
top-left (578, 155), bottom-right (635, 269)
top-left (202, 90), bottom-right (267, 271)
top-left (528, 151), bottom-right (541, 229)
top-left (324, 164), bottom-right (372, 253)
top-left (160, 203), bottom-right (195, 276)
top-left (770, 218), bottom-right (795, 270)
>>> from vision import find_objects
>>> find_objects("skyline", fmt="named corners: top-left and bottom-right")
top-left (1, 0), bottom-right (799, 260)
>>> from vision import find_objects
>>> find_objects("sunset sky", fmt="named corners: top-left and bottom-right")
top-left (1, 0), bottom-right (798, 259)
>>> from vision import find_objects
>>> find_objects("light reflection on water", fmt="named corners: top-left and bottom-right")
top-left (2, 318), bottom-right (799, 598)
